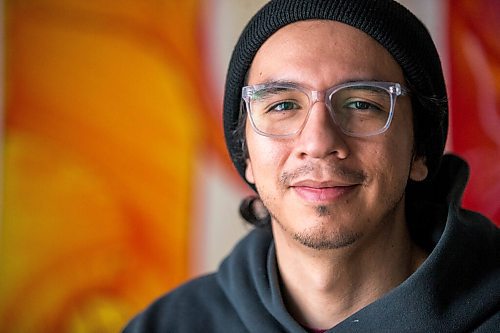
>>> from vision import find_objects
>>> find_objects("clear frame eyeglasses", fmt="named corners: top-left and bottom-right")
top-left (241, 81), bottom-right (409, 138)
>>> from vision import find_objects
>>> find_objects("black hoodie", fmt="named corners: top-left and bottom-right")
top-left (123, 155), bottom-right (500, 332)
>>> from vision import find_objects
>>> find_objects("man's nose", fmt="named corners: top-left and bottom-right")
top-left (294, 100), bottom-right (350, 159)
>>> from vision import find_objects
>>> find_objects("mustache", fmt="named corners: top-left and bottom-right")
top-left (280, 163), bottom-right (367, 186)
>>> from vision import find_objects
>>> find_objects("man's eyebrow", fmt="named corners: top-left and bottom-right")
top-left (255, 79), bottom-right (299, 86)
top-left (255, 78), bottom-right (388, 87)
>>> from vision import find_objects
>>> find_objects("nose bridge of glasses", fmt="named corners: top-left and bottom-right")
top-left (309, 90), bottom-right (327, 108)
top-left (305, 89), bottom-right (336, 128)
top-left (310, 90), bottom-right (320, 102)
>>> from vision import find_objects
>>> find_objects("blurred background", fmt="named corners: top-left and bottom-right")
top-left (1, 0), bottom-right (499, 332)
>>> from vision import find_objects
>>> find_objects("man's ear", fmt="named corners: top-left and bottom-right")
top-left (409, 155), bottom-right (428, 182)
top-left (245, 158), bottom-right (255, 184)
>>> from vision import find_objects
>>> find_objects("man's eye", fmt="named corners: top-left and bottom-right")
top-left (346, 101), bottom-right (377, 110)
top-left (269, 101), bottom-right (298, 112)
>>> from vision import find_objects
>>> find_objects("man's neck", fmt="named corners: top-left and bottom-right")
top-left (273, 218), bottom-right (428, 330)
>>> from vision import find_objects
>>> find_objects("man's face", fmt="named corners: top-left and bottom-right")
top-left (244, 20), bottom-right (428, 250)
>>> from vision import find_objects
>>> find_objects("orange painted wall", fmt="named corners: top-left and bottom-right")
top-left (1, 0), bottom-right (229, 331)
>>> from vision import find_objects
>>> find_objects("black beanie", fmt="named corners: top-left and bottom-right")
top-left (223, 0), bottom-right (448, 190)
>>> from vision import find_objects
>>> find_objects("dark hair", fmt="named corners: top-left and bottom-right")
top-left (239, 196), bottom-right (271, 228)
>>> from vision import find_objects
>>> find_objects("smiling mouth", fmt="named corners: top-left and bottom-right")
top-left (291, 184), bottom-right (358, 203)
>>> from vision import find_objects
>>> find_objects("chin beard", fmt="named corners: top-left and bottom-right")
top-left (270, 206), bottom-right (362, 250)
top-left (292, 227), bottom-right (361, 250)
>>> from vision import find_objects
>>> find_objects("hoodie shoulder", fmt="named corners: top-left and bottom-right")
top-left (122, 273), bottom-right (247, 332)
top-left (122, 229), bottom-right (275, 333)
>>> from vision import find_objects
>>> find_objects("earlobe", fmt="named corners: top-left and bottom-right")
top-left (409, 155), bottom-right (428, 182)
top-left (245, 158), bottom-right (255, 184)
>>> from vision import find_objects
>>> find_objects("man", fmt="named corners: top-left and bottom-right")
top-left (124, 0), bottom-right (500, 332)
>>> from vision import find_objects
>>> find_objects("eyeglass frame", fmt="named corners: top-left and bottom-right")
top-left (241, 80), bottom-right (410, 138)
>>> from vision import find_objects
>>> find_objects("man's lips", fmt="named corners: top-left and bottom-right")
top-left (289, 180), bottom-right (359, 203)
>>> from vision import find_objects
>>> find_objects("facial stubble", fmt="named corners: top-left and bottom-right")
top-left (263, 162), bottom-right (368, 250)
top-left (269, 203), bottom-right (362, 250)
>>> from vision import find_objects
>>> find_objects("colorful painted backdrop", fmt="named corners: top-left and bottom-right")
top-left (1, 1), bottom-right (499, 333)
top-left (1, 0), bottom-right (232, 332)
top-left (448, 0), bottom-right (500, 225)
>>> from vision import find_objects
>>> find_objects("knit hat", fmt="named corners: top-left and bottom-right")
top-left (223, 0), bottom-right (448, 190)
